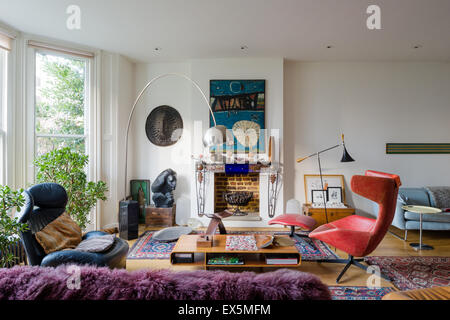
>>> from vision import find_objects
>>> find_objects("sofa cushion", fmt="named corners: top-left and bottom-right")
top-left (35, 212), bottom-right (82, 254)
top-left (398, 188), bottom-right (431, 206)
top-left (404, 210), bottom-right (450, 223)
top-left (75, 234), bottom-right (115, 253)
top-left (425, 186), bottom-right (450, 208)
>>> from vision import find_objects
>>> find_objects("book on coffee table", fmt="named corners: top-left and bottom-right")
top-left (265, 254), bottom-right (299, 265)
top-left (207, 255), bottom-right (244, 265)
top-left (225, 235), bottom-right (258, 251)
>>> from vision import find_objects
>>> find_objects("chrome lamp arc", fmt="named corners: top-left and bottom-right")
top-left (296, 134), bottom-right (355, 223)
top-left (123, 73), bottom-right (227, 200)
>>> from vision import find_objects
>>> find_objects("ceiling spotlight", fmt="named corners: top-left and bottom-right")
top-left (240, 45), bottom-right (248, 50)
top-left (326, 45), bottom-right (333, 49)
top-left (412, 45), bottom-right (422, 49)
top-left (154, 47), bottom-right (162, 51)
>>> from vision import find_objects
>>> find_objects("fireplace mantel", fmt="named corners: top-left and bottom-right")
top-left (194, 161), bottom-right (282, 223)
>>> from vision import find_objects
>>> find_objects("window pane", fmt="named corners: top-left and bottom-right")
top-left (36, 137), bottom-right (85, 157)
top-left (35, 52), bottom-right (86, 135)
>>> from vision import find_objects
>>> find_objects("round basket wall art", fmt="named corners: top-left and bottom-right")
top-left (145, 105), bottom-right (183, 146)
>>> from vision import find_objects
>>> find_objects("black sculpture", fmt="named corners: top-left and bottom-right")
top-left (151, 169), bottom-right (177, 208)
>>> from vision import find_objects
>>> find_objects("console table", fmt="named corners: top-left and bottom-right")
top-left (170, 234), bottom-right (301, 269)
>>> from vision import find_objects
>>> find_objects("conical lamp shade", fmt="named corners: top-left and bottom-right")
top-left (341, 145), bottom-right (355, 162)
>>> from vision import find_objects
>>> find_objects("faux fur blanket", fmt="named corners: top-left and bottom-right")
top-left (0, 265), bottom-right (331, 300)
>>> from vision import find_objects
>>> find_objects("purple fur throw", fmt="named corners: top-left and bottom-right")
top-left (0, 265), bottom-right (330, 300)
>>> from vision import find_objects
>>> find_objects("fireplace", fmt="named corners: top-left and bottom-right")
top-left (194, 163), bottom-right (282, 225)
top-left (214, 173), bottom-right (260, 215)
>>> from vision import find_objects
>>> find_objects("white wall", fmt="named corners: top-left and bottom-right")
top-left (128, 58), bottom-right (285, 227)
top-left (99, 52), bottom-right (135, 228)
top-left (284, 61), bottom-right (450, 216)
top-left (130, 62), bottom-right (192, 200)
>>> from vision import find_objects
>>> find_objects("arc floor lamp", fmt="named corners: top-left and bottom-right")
top-left (118, 73), bottom-right (227, 239)
top-left (123, 73), bottom-right (227, 200)
top-left (296, 134), bottom-right (355, 223)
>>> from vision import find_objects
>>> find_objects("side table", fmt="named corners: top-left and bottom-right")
top-left (402, 205), bottom-right (442, 250)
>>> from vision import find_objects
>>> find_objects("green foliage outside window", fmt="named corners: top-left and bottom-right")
top-left (35, 52), bottom-right (86, 155)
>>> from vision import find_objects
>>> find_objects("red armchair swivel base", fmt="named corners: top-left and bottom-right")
top-left (309, 170), bottom-right (401, 283)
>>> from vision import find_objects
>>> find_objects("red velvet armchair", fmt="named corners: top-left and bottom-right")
top-left (309, 170), bottom-right (401, 283)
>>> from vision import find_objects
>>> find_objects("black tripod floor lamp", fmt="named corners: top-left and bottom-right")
top-left (296, 134), bottom-right (355, 224)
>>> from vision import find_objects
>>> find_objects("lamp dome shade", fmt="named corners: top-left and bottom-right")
top-left (341, 145), bottom-right (355, 162)
top-left (203, 125), bottom-right (230, 147)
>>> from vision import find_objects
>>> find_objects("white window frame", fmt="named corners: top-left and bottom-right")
top-left (0, 49), bottom-right (6, 185)
top-left (33, 49), bottom-right (91, 158)
top-left (25, 40), bottom-right (100, 229)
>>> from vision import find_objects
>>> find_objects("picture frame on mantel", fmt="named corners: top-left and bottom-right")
top-left (304, 174), bottom-right (346, 204)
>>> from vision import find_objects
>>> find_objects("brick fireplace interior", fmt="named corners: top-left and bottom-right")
top-left (214, 173), bottom-right (260, 215)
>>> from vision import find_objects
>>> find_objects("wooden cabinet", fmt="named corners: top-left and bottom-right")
top-left (302, 204), bottom-right (355, 226)
top-left (145, 205), bottom-right (176, 227)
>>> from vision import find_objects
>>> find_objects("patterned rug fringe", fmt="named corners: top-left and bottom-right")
top-left (329, 286), bottom-right (394, 300)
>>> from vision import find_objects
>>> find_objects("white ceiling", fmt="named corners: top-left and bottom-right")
top-left (1, 0), bottom-right (449, 63)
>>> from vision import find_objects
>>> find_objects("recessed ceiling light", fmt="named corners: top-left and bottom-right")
top-left (412, 45), bottom-right (422, 49)
top-left (326, 45), bottom-right (333, 49)
top-left (154, 47), bottom-right (162, 51)
top-left (240, 45), bottom-right (248, 50)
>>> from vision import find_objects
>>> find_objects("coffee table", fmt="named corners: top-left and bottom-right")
top-left (170, 234), bottom-right (301, 269)
top-left (402, 205), bottom-right (442, 250)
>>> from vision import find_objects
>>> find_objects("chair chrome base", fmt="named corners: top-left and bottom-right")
top-left (410, 243), bottom-right (434, 250)
top-left (317, 254), bottom-right (392, 284)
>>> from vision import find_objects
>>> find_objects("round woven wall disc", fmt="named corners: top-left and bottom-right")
top-left (145, 105), bottom-right (183, 146)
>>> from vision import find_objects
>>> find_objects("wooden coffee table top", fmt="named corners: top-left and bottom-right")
top-left (173, 234), bottom-right (299, 254)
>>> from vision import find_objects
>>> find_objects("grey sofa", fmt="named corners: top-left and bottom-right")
top-left (373, 187), bottom-right (450, 240)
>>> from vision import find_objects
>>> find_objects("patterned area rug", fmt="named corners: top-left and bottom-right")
top-left (365, 256), bottom-right (450, 290)
top-left (329, 286), bottom-right (394, 300)
top-left (127, 230), bottom-right (339, 260)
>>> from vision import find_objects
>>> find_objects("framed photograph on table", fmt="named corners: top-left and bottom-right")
top-left (311, 190), bottom-right (327, 206)
top-left (304, 174), bottom-right (346, 204)
top-left (327, 187), bottom-right (343, 203)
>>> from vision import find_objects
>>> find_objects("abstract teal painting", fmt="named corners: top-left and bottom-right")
top-left (210, 80), bottom-right (265, 153)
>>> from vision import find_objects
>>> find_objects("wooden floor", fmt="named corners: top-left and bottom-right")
top-left (126, 225), bottom-right (450, 290)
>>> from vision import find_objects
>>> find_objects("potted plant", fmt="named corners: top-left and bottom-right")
top-left (33, 147), bottom-right (108, 230)
top-left (0, 185), bottom-right (28, 268)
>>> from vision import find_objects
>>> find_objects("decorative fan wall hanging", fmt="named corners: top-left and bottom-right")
top-left (145, 105), bottom-right (183, 146)
top-left (232, 120), bottom-right (261, 148)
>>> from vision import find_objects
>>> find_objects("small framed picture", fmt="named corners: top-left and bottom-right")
top-left (130, 180), bottom-right (151, 205)
top-left (130, 179), bottom-right (151, 223)
top-left (327, 187), bottom-right (343, 203)
top-left (304, 174), bottom-right (346, 204)
top-left (311, 189), bottom-right (327, 205)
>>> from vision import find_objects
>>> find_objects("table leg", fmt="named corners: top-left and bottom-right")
top-left (410, 213), bottom-right (434, 250)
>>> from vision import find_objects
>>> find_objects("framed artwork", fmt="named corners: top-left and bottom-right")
top-left (130, 180), bottom-right (151, 206)
top-left (386, 143), bottom-right (450, 154)
top-left (304, 174), bottom-right (346, 204)
top-left (311, 190), bottom-right (327, 205)
top-left (210, 80), bottom-right (265, 153)
top-left (327, 187), bottom-right (343, 203)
